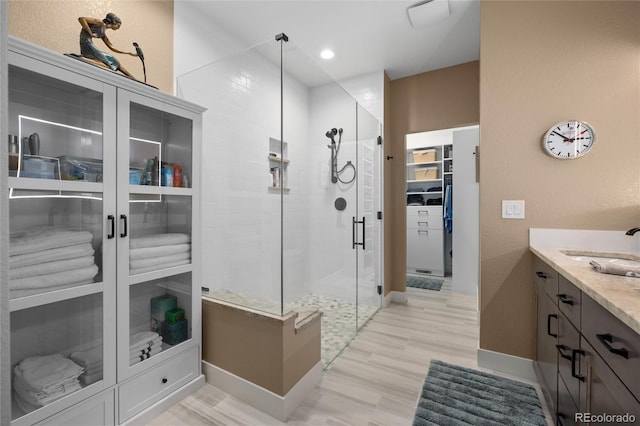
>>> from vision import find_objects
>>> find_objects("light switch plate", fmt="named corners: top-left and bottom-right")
top-left (502, 200), bottom-right (525, 219)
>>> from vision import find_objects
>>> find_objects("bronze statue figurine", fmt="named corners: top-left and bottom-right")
top-left (78, 13), bottom-right (138, 79)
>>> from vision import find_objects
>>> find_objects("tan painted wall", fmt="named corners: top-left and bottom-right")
top-left (8, 0), bottom-right (173, 93)
top-left (387, 61), bottom-right (480, 294)
top-left (479, 1), bottom-right (640, 359)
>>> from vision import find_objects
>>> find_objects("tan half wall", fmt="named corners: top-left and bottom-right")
top-left (479, 1), bottom-right (640, 359)
top-left (202, 297), bottom-right (321, 396)
top-left (8, 0), bottom-right (173, 94)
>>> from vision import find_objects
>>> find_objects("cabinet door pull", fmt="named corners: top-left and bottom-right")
top-left (120, 214), bottom-right (128, 238)
top-left (547, 314), bottom-right (558, 338)
top-left (571, 349), bottom-right (585, 382)
top-left (596, 333), bottom-right (629, 359)
top-left (107, 215), bottom-right (115, 239)
top-left (556, 294), bottom-right (574, 305)
top-left (536, 271), bottom-right (547, 279)
top-left (556, 344), bottom-right (572, 360)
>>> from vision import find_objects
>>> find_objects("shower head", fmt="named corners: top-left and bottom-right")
top-left (338, 128), bottom-right (343, 135)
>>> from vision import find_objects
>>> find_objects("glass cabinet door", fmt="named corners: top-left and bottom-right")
top-left (7, 55), bottom-right (116, 422)
top-left (116, 93), bottom-right (199, 379)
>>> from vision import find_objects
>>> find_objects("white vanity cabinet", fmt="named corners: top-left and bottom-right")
top-left (4, 37), bottom-right (204, 425)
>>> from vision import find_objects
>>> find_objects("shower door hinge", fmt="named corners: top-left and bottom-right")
top-left (377, 211), bottom-right (382, 220)
top-left (377, 136), bottom-right (383, 145)
top-left (377, 285), bottom-right (382, 295)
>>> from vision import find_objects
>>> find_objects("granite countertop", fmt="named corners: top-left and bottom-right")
top-left (530, 245), bottom-right (640, 335)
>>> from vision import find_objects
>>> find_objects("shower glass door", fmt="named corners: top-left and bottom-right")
top-left (356, 104), bottom-right (382, 328)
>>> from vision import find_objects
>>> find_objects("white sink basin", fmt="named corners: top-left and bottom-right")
top-left (560, 250), bottom-right (640, 268)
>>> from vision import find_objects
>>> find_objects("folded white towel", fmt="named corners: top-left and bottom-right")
top-left (14, 354), bottom-right (83, 394)
top-left (79, 371), bottom-right (102, 386)
top-left (129, 346), bottom-right (162, 365)
top-left (10, 229), bottom-right (93, 256)
top-left (84, 365), bottom-right (103, 377)
top-left (590, 260), bottom-right (640, 278)
top-left (10, 243), bottom-right (94, 269)
top-left (129, 259), bottom-right (191, 275)
top-left (130, 233), bottom-right (190, 249)
top-left (130, 336), bottom-right (162, 353)
top-left (10, 256), bottom-right (95, 280)
top-left (14, 374), bottom-right (81, 406)
top-left (10, 265), bottom-right (98, 291)
top-left (130, 252), bottom-right (191, 270)
top-left (130, 243), bottom-right (191, 260)
top-left (70, 346), bottom-right (102, 368)
top-left (10, 280), bottom-right (95, 299)
top-left (130, 331), bottom-right (160, 347)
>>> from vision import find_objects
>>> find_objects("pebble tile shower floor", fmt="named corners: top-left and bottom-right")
top-left (206, 290), bottom-right (379, 367)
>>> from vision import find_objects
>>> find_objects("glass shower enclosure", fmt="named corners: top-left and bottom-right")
top-left (177, 34), bottom-right (382, 368)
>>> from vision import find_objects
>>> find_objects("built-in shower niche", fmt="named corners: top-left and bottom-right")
top-left (268, 137), bottom-right (289, 192)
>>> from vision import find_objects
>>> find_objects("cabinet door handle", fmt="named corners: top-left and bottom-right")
top-left (107, 215), bottom-right (115, 239)
top-left (596, 333), bottom-right (629, 359)
top-left (418, 221), bottom-right (428, 227)
top-left (556, 294), bottom-right (574, 305)
top-left (536, 271), bottom-right (547, 279)
top-left (120, 214), bottom-right (128, 238)
top-left (571, 349), bottom-right (585, 382)
top-left (547, 314), bottom-right (558, 338)
top-left (361, 216), bottom-right (366, 250)
top-left (556, 344), bottom-right (572, 360)
top-left (352, 217), bottom-right (365, 250)
top-left (417, 210), bottom-right (428, 215)
top-left (417, 230), bottom-right (429, 234)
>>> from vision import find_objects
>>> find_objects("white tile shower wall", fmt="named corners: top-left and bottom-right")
top-left (179, 49), bottom-right (311, 306)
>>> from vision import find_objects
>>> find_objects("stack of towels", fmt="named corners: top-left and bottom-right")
top-left (130, 331), bottom-right (163, 366)
top-left (9, 228), bottom-right (99, 298)
top-left (13, 354), bottom-right (83, 413)
top-left (70, 346), bottom-right (103, 387)
top-left (129, 233), bottom-right (191, 275)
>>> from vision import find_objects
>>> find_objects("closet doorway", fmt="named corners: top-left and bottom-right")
top-left (405, 125), bottom-right (479, 294)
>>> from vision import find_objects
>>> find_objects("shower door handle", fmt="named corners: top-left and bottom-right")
top-left (352, 216), bottom-right (365, 250)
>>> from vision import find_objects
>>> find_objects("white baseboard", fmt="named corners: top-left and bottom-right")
top-left (385, 290), bottom-right (407, 306)
top-left (477, 348), bottom-right (537, 384)
top-left (202, 360), bottom-right (322, 421)
top-left (124, 375), bottom-right (205, 425)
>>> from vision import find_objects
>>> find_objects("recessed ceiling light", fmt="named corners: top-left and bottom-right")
top-left (320, 49), bottom-right (334, 60)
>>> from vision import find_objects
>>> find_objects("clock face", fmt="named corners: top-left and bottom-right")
top-left (543, 120), bottom-right (595, 159)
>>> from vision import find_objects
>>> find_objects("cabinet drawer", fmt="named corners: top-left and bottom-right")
top-left (407, 217), bottom-right (443, 230)
top-left (557, 374), bottom-right (578, 426)
top-left (406, 228), bottom-right (443, 274)
top-left (407, 205), bottom-right (442, 219)
top-left (557, 276), bottom-right (581, 329)
top-left (118, 346), bottom-right (198, 422)
top-left (533, 257), bottom-right (559, 301)
top-left (581, 295), bottom-right (640, 401)
top-left (557, 312), bottom-right (580, 409)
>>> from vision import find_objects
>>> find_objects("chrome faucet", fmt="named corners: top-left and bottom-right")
top-left (625, 227), bottom-right (640, 236)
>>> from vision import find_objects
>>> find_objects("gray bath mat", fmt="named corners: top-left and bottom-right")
top-left (413, 360), bottom-right (547, 426)
top-left (406, 275), bottom-right (443, 291)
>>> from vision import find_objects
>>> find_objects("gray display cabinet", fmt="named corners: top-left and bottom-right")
top-left (3, 37), bottom-right (204, 425)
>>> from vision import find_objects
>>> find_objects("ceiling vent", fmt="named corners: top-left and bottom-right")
top-left (407, 0), bottom-right (450, 29)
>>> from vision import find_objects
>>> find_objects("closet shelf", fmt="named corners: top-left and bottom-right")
top-left (129, 264), bottom-right (194, 286)
top-left (407, 161), bottom-right (441, 167)
top-left (8, 177), bottom-right (103, 193)
top-left (9, 282), bottom-right (104, 312)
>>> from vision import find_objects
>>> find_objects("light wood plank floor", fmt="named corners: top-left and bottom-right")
top-left (148, 280), bottom-right (551, 425)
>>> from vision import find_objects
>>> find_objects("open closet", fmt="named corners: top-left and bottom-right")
top-left (405, 125), bottom-right (479, 294)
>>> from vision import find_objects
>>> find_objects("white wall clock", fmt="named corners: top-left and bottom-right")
top-left (542, 120), bottom-right (595, 159)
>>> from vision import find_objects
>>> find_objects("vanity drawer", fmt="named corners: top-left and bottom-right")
top-left (581, 295), bottom-right (640, 401)
top-left (118, 346), bottom-right (198, 423)
top-left (533, 257), bottom-right (559, 301)
top-left (557, 276), bottom-right (581, 329)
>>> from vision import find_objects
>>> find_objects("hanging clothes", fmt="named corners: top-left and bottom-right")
top-left (444, 184), bottom-right (453, 233)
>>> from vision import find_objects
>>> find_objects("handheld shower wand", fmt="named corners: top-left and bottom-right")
top-left (326, 128), bottom-right (338, 183)
top-left (133, 42), bottom-right (146, 83)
